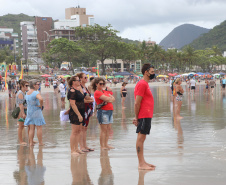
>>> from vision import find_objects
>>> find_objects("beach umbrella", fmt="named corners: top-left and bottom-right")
top-left (168, 73), bottom-right (177, 77)
top-left (57, 75), bottom-right (64, 78)
top-left (157, 75), bottom-right (168, 78)
top-left (196, 72), bottom-right (204, 75)
top-left (107, 76), bottom-right (114, 79)
top-left (175, 75), bottom-right (181, 78)
top-left (182, 73), bottom-right (189, 76)
top-left (219, 72), bottom-right (225, 75)
top-left (41, 74), bottom-right (51, 77)
top-left (115, 75), bottom-right (124, 78)
top-left (138, 74), bottom-right (143, 77)
top-left (63, 75), bottom-right (71, 78)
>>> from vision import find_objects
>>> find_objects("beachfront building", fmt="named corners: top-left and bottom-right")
top-left (65, 6), bottom-right (95, 27)
top-left (20, 17), bottom-right (52, 60)
top-left (50, 7), bottom-right (95, 41)
top-left (0, 27), bottom-right (19, 53)
top-left (97, 59), bottom-right (141, 74)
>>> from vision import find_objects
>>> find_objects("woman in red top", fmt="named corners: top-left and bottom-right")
top-left (92, 77), bottom-right (115, 150)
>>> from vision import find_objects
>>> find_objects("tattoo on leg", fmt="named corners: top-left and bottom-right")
top-left (137, 146), bottom-right (140, 154)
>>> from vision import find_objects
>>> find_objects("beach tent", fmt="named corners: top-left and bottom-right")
top-left (114, 71), bottom-right (133, 76)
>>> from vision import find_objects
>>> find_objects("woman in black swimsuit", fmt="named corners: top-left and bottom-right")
top-left (120, 82), bottom-right (127, 109)
top-left (67, 75), bottom-right (85, 156)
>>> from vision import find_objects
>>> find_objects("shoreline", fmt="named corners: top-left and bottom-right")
top-left (0, 80), bottom-right (220, 95)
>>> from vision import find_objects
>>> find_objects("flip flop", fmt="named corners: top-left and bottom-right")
top-left (87, 148), bottom-right (94, 152)
top-left (82, 149), bottom-right (89, 152)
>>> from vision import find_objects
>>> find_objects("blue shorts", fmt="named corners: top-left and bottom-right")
top-left (97, 110), bottom-right (113, 124)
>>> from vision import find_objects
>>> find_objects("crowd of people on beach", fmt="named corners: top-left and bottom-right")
top-left (2, 63), bottom-right (226, 172)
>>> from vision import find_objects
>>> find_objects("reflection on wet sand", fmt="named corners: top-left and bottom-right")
top-left (98, 150), bottom-right (114, 185)
top-left (13, 146), bottom-right (27, 185)
top-left (13, 146), bottom-right (46, 185)
top-left (174, 117), bottom-right (184, 156)
top-left (138, 170), bottom-right (152, 185)
top-left (121, 109), bottom-right (127, 131)
top-left (71, 155), bottom-right (93, 185)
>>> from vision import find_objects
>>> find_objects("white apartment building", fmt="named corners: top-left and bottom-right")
top-left (20, 21), bottom-right (39, 60)
top-left (0, 27), bottom-right (19, 53)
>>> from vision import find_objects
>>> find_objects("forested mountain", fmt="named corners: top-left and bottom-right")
top-left (159, 24), bottom-right (210, 50)
top-left (189, 20), bottom-right (226, 51)
top-left (0, 14), bottom-right (35, 39)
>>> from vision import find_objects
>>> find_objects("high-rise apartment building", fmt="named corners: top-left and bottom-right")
top-left (20, 17), bottom-right (52, 60)
top-left (65, 6), bottom-right (94, 27)
top-left (50, 7), bottom-right (94, 41)
top-left (0, 27), bottom-right (19, 53)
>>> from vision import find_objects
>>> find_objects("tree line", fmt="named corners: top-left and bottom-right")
top-left (1, 24), bottom-right (226, 74)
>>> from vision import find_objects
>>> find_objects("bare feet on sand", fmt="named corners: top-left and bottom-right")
top-left (138, 163), bottom-right (155, 170)
top-left (107, 145), bottom-right (115, 149)
top-left (20, 142), bottom-right (27, 146)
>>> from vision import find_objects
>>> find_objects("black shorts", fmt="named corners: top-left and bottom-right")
top-left (53, 85), bottom-right (57, 89)
top-left (122, 93), bottom-right (127, 97)
top-left (223, 84), bottom-right (226, 88)
top-left (136, 118), bottom-right (152, 135)
top-left (191, 86), bottom-right (195, 90)
top-left (211, 86), bottom-right (214, 88)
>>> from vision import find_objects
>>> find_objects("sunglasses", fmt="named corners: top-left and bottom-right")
top-left (36, 84), bottom-right (40, 86)
top-left (99, 83), bottom-right (105, 86)
top-left (84, 77), bottom-right (87, 79)
top-left (25, 85), bottom-right (29, 87)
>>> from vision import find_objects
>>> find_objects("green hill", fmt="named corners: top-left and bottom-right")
top-left (189, 20), bottom-right (226, 51)
top-left (159, 24), bottom-right (210, 50)
top-left (0, 13), bottom-right (35, 42)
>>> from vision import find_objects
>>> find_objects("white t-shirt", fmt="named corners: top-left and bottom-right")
top-left (53, 80), bottom-right (57, 86)
top-left (190, 79), bottom-right (196, 87)
top-left (59, 83), bottom-right (65, 93)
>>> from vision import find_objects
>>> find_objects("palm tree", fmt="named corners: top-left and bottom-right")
top-left (148, 44), bottom-right (164, 69)
top-left (183, 45), bottom-right (197, 71)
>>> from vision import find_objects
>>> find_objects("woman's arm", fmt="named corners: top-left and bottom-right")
top-left (84, 96), bottom-right (94, 103)
top-left (99, 94), bottom-right (115, 103)
top-left (18, 93), bottom-right (25, 118)
top-left (179, 85), bottom-right (184, 93)
top-left (36, 94), bottom-right (43, 108)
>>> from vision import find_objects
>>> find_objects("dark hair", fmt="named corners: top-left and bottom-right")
top-left (142, 63), bottom-right (154, 75)
top-left (77, 72), bottom-right (85, 79)
top-left (90, 77), bottom-right (94, 82)
top-left (122, 82), bottom-right (127, 86)
top-left (20, 80), bottom-right (29, 89)
top-left (91, 77), bottom-right (105, 91)
top-left (67, 75), bottom-right (79, 88)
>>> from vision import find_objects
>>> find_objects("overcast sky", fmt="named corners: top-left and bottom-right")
top-left (1, 0), bottom-right (226, 43)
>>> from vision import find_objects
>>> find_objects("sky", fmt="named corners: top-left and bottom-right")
top-left (0, 0), bottom-right (226, 43)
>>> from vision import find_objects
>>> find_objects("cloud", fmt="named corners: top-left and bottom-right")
top-left (0, 0), bottom-right (226, 43)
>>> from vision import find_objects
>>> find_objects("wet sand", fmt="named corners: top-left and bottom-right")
top-left (0, 83), bottom-right (226, 185)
